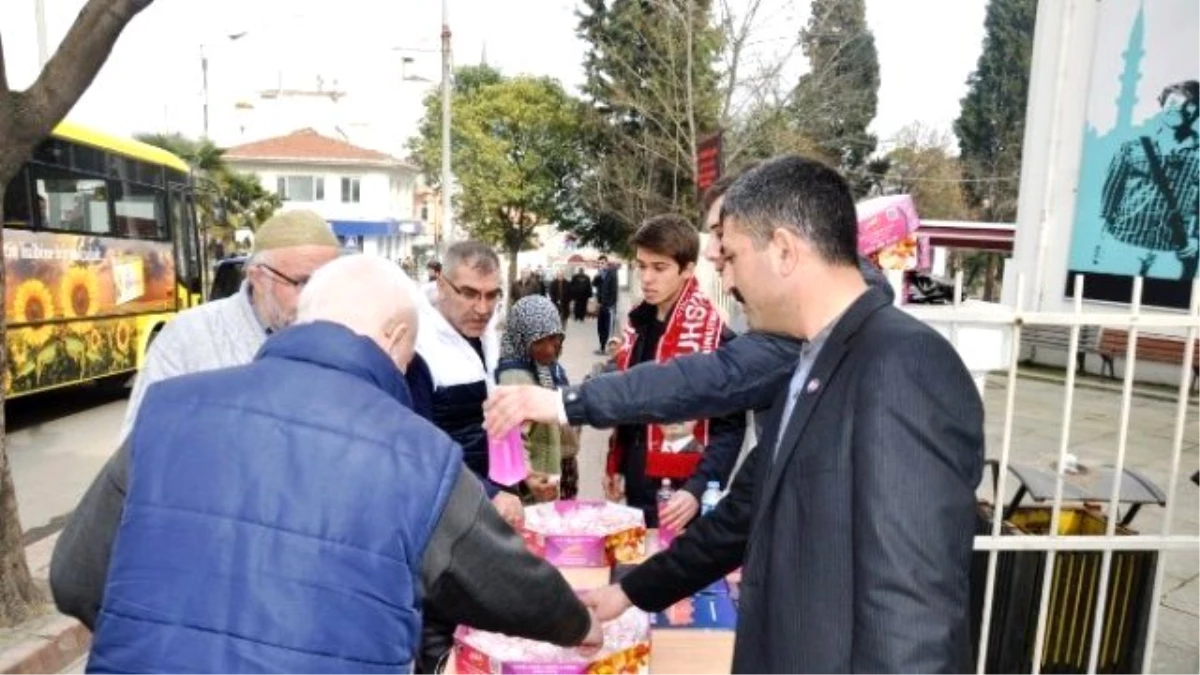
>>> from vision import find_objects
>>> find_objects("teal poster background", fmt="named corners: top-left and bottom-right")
top-left (1065, 0), bottom-right (1199, 309)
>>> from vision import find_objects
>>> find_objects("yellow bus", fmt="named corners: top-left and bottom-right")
top-left (1, 121), bottom-right (205, 398)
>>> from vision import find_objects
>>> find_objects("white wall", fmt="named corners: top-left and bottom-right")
top-left (227, 159), bottom-right (417, 222)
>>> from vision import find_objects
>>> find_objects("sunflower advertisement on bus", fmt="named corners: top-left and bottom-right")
top-left (4, 229), bottom-right (176, 396)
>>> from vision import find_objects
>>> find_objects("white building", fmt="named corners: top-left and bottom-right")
top-left (225, 128), bottom-right (426, 260)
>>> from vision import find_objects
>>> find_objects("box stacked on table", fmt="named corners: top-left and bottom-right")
top-left (522, 501), bottom-right (647, 567)
top-left (651, 579), bottom-right (737, 631)
top-left (454, 607), bottom-right (652, 674)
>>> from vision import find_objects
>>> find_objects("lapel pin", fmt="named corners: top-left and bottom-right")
top-left (806, 378), bottom-right (820, 394)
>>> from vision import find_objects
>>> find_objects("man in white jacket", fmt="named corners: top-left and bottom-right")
top-left (117, 210), bottom-right (340, 443)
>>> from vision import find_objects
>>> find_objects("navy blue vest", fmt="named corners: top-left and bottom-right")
top-left (89, 322), bottom-right (461, 673)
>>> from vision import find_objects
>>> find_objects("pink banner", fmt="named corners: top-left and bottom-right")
top-left (855, 194), bottom-right (920, 256)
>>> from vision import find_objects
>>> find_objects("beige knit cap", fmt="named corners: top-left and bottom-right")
top-left (252, 210), bottom-right (338, 254)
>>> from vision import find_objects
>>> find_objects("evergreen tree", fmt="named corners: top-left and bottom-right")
top-left (954, 0), bottom-right (1038, 222)
top-left (791, 0), bottom-right (881, 194)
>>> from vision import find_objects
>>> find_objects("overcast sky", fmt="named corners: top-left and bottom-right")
top-left (1, 0), bottom-right (987, 154)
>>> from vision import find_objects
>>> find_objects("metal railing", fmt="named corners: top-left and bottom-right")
top-left (939, 272), bottom-right (1198, 674)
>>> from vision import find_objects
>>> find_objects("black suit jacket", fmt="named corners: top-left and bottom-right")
top-left (621, 287), bottom-right (985, 673)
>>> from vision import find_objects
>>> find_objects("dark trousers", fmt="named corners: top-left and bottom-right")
top-left (572, 299), bottom-right (588, 321)
top-left (597, 304), bottom-right (615, 348)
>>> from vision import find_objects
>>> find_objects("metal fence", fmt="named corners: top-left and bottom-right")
top-left (905, 271), bottom-right (1199, 674)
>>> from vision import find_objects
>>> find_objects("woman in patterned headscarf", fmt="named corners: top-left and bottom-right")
top-left (496, 295), bottom-right (580, 502)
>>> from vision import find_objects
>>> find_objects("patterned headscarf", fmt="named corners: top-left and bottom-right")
top-left (501, 295), bottom-right (564, 362)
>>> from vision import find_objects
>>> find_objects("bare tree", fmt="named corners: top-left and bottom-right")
top-left (0, 0), bottom-right (156, 627)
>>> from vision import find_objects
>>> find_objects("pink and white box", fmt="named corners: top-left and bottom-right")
top-left (522, 501), bottom-right (647, 568)
top-left (454, 607), bottom-right (652, 674)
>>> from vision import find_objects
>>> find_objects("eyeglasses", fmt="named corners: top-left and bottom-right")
top-left (441, 276), bottom-right (503, 304)
top-left (258, 263), bottom-right (308, 289)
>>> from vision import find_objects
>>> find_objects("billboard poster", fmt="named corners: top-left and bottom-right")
top-left (4, 229), bottom-right (176, 396)
top-left (696, 132), bottom-right (723, 193)
top-left (1065, 0), bottom-right (1199, 309)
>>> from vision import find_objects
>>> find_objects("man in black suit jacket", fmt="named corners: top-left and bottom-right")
top-left (584, 156), bottom-right (985, 673)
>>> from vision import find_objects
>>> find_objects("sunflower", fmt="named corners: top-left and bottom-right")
top-left (60, 267), bottom-right (101, 333)
top-left (13, 279), bottom-right (56, 347)
top-left (86, 329), bottom-right (104, 354)
top-left (114, 321), bottom-right (134, 355)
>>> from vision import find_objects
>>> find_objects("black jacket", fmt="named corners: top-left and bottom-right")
top-left (431, 379), bottom-right (496, 494)
top-left (593, 268), bottom-right (619, 307)
top-left (619, 287), bottom-right (984, 673)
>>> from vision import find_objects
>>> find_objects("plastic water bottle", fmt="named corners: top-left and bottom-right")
top-left (700, 481), bottom-right (722, 517)
top-left (656, 479), bottom-right (677, 548)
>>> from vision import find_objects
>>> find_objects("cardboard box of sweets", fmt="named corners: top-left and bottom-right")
top-left (611, 566), bottom-right (738, 631)
top-left (453, 607), bottom-right (651, 674)
top-left (522, 501), bottom-right (647, 567)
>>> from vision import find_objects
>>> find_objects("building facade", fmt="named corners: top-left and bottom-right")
top-left (225, 128), bottom-right (426, 261)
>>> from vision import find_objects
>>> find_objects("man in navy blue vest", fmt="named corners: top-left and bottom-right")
top-left (51, 255), bottom-right (600, 674)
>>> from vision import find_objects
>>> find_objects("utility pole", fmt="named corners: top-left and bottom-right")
top-left (200, 32), bottom-right (247, 140)
top-left (34, 0), bottom-right (49, 67)
top-left (440, 0), bottom-right (454, 255)
top-left (201, 45), bottom-right (210, 138)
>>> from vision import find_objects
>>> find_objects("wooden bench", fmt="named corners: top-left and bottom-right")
top-left (1023, 325), bottom-right (1103, 374)
top-left (1098, 330), bottom-right (1199, 391)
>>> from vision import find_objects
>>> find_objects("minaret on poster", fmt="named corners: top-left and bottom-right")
top-left (1113, 2), bottom-right (1145, 134)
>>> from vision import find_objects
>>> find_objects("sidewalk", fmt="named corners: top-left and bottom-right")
top-left (0, 532), bottom-right (89, 675)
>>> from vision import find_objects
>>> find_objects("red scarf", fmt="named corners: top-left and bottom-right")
top-left (607, 277), bottom-right (725, 480)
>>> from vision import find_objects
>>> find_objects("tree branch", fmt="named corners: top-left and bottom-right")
top-left (9, 0), bottom-right (154, 150)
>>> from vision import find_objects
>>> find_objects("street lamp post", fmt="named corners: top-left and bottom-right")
top-left (440, 0), bottom-right (453, 256)
top-left (201, 32), bottom-right (248, 139)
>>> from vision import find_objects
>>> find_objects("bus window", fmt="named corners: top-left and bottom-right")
top-left (3, 169), bottom-right (34, 228)
top-left (112, 182), bottom-right (167, 239)
top-left (32, 168), bottom-right (112, 235)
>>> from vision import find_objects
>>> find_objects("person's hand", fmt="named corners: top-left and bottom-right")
top-left (659, 491), bottom-right (699, 531)
top-left (603, 474), bottom-right (625, 502)
top-left (483, 385), bottom-right (564, 437)
top-left (580, 608), bottom-right (605, 649)
top-left (582, 584), bottom-right (633, 622)
top-left (491, 491), bottom-right (525, 529)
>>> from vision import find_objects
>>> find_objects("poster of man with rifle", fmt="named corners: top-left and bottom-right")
top-left (1067, 0), bottom-right (1198, 309)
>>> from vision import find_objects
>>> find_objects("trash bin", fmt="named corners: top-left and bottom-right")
top-left (972, 461), bottom-right (1164, 674)
top-left (972, 503), bottom-right (1046, 674)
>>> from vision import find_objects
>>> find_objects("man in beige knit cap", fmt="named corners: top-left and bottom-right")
top-left (117, 210), bottom-right (340, 442)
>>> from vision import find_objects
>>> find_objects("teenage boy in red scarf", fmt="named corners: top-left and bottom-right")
top-left (605, 214), bottom-right (746, 530)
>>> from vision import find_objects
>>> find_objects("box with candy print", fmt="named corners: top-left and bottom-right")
top-left (522, 501), bottom-right (647, 567)
top-left (454, 607), bottom-right (652, 674)
top-left (651, 590), bottom-right (737, 631)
